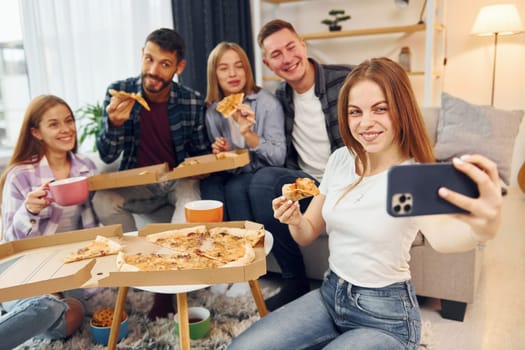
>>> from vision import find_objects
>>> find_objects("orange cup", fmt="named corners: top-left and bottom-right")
top-left (184, 200), bottom-right (224, 223)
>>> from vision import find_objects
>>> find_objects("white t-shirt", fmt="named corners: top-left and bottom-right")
top-left (292, 87), bottom-right (331, 181)
top-left (319, 147), bottom-right (419, 287)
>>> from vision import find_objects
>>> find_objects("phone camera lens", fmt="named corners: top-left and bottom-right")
top-left (403, 204), bottom-right (412, 212)
top-left (399, 195), bottom-right (406, 203)
top-left (394, 205), bottom-right (401, 213)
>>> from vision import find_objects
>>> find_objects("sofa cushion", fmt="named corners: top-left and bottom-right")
top-left (420, 107), bottom-right (440, 145)
top-left (434, 93), bottom-right (524, 184)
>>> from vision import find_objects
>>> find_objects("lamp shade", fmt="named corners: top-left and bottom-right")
top-left (471, 4), bottom-right (524, 36)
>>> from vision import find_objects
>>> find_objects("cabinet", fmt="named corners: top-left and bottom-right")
top-left (254, 0), bottom-right (445, 106)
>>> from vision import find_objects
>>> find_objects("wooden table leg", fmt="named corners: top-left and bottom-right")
top-left (108, 286), bottom-right (129, 350)
top-left (248, 279), bottom-right (268, 317)
top-left (176, 292), bottom-right (190, 350)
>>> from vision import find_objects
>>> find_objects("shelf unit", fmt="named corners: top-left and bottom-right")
top-left (254, 0), bottom-right (445, 106)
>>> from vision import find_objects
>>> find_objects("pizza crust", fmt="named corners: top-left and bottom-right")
top-left (282, 178), bottom-right (320, 201)
top-left (145, 225), bottom-right (207, 243)
top-left (216, 93), bottom-right (244, 118)
top-left (108, 89), bottom-right (151, 111)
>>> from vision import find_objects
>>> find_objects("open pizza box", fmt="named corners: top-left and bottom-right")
top-left (0, 221), bottom-right (266, 302)
top-left (87, 163), bottom-right (169, 191)
top-left (161, 148), bottom-right (249, 181)
top-left (86, 149), bottom-right (249, 191)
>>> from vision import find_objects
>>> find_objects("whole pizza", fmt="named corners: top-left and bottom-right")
top-left (116, 225), bottom-right (265, 271)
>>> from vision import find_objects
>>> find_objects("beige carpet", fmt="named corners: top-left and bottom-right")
top-left (14, 285), bottom-right (433, 349)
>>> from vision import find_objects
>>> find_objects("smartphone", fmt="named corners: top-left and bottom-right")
top-left (386, 163), bottom-right (480, 217)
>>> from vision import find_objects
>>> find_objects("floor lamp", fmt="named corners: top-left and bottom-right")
top-left (471, 4), bottom-right (524, 106)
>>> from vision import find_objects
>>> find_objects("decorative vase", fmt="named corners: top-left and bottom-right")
top-left (329, 24), bottom-right (342, 31)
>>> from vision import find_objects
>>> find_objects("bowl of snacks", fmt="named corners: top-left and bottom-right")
top-left (90, 307), bottom-right (128, 345)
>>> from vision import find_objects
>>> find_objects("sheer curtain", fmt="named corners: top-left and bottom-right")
top-left (20, 0), bottom-right (173, 111)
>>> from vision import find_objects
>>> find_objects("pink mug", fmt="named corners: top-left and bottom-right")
top-left (48, 176), bottom-right (90, 206)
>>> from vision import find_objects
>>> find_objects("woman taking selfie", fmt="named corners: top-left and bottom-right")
top-left (228, 57), bottom-right (501, 350)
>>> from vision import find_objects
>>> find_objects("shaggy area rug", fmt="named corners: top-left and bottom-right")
top-left (13, 284), bottom-right (434, 349)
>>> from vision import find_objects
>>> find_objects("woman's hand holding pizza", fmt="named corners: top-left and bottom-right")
top-left (233, 104), bottom-right (256, 136)
top-left (272, 196), bottom-right (302, 226)
top-left (25, 181), bottom-right (53, 215)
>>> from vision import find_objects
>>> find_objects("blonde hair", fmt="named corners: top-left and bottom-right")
top-left (337, 57), bottom-right (435, 201)
top-left (0, 95), bottom-right (78, 203)
top-left (205, 42), bottom-right (259, 104)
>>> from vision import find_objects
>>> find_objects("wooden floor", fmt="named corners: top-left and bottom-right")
top-left (419, 188), bottom-right (525, 349)
top-left (261, 188), bottom-right (525, 350)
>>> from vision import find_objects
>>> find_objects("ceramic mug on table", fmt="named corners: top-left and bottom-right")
top-left (174, 306), bottom-right (211, 340)
top-left (184, 200), bottom-right (224, 223)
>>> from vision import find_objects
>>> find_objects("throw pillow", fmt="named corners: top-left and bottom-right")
top-left (434, 93), bottom-right (524, 184)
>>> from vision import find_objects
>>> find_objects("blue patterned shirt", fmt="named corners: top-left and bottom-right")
top-left (206, 89), bottom-right (286, 173)
top-left (96, 76), bottom-right (211, 170)
top-left (1, 153), bottom-right (99, 241)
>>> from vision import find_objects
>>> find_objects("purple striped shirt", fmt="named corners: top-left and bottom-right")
top-left (1, 153), bottom-right (99, 241)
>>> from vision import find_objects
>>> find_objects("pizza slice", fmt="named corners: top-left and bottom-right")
top-left (282, 178), bottom-right (320, 201)
top-left (216, 92), bottom-right (244, 118)
top-left (208, 226), bottom-right (265, 247)
top-left (145, 225), bottom-right (208, 251)
top-left (108, 88), bottom-right (151, 111)
top-left (64, 235), bottom-right (123, 263)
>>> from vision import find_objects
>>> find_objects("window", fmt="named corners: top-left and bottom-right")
top-left (0, 0), bottom-right (30, 152)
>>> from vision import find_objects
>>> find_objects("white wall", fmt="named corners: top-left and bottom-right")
top-left (256, 0), bottom-right (525, 111)
top-left (444, 0), bottom-right (525, 111)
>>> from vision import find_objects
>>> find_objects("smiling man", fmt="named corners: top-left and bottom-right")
top-left (93, 28), bottom-right (210, 320)
top-left (247, 19), bottom-right (354, 311)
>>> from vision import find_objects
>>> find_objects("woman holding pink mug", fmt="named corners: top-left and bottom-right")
top-left (0, 95), bottom-right (99, 348)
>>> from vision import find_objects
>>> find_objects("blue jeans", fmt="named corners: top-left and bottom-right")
top-left (248, 167), bottom-right (315, 278)
top-left (200, 172), bottom-right (254, 221)
top-left (0, 295), bottom-right (70, 349)
top-left (228, 270), bottom-right (421, 350)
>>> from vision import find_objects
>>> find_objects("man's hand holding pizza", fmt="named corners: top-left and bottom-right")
top-left (106, 89), bottom-right (151, 127)
top-left (106, 95), bottom-right (134, 127)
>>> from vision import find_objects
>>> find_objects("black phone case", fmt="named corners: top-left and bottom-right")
top-left (386, 163), bottom-right (480, 217)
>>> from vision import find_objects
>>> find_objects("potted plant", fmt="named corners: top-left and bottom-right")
top-left (76, 101), bottom-right (104, 152)
top-left (321, 9), bottom-right (351, 31)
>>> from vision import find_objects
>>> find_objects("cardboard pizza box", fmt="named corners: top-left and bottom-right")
top-left (0, 221), bottom-right (266, 302)
top-left (0, 225), bottom-right (124, 302)
top-left (93, 221), bottom-right (266, 287)
top-left (86, 149), bottom-right (249, 191)
top-left (87, 163), bottom-right (169, 191)
top-left (162, 149), bottom-right (249, 181)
